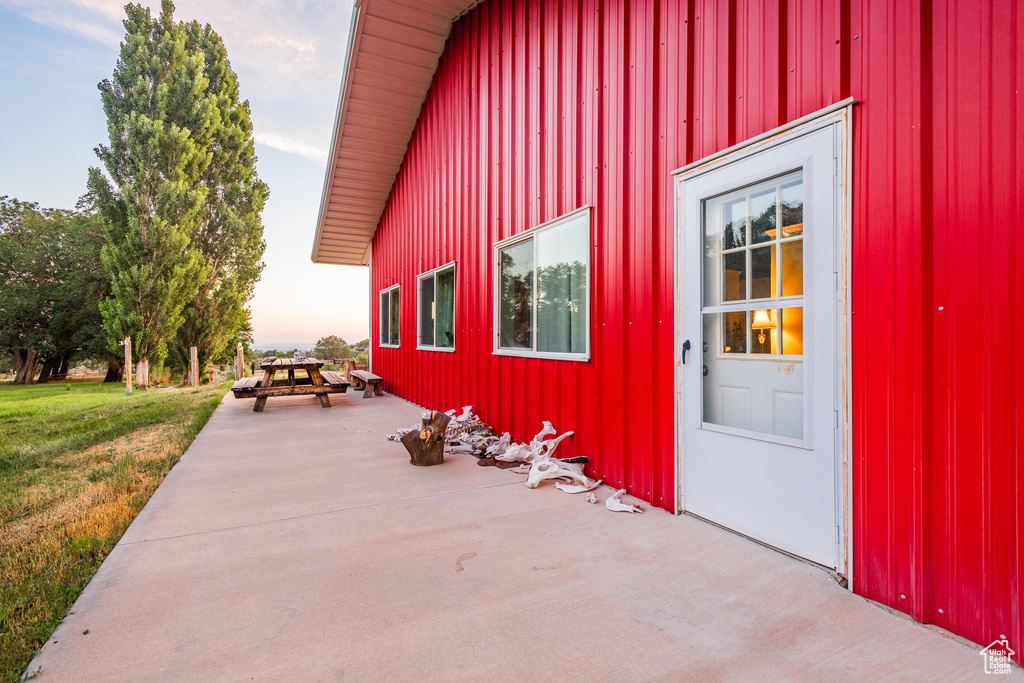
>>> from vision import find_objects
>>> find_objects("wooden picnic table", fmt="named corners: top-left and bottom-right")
top-left (231, 357), bottom-right (349, 412)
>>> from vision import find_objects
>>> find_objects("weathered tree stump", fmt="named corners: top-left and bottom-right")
top-left (401, 410), bottom-right (452, 467)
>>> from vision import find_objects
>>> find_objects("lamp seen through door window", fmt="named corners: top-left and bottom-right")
top-left (752, 309), bottom-right (773, 353)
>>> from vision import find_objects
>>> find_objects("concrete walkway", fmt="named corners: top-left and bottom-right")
top-left (30, 391), bottom-right (1018, 682)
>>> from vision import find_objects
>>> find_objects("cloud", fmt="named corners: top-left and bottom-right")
top-left (254, 129), bottom-right (328, 165)
top-left (0, 0), bottom-right (123, 46)
top-left (0, 0), bottom-right (355, 165)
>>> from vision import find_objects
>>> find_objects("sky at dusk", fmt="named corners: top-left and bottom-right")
top-left (0, 0), bottom-right (369, 349)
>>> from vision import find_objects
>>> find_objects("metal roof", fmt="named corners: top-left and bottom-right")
top-left (311, 0), bottom-right (479, 266)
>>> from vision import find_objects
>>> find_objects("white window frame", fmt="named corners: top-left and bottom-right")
top-left (492, 206), bottom-right (592, 362)
top-left (417, 261), bottom-right (456, 353)
top-left (379, 284), bottom-right (400, 348)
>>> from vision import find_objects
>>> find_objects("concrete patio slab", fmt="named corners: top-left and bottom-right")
top-left (29, 391), bottom-right (1020, 681)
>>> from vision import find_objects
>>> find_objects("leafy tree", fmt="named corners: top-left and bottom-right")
top-left (211, 317), bottom-right (253, 366)
top-left (0, 198), bottom-right (108, 383)
top-left (89, 0), bottom-right (227, 388)
top-left (313, 335), bottom-right (352, 361)
top-left (352, 338), bottom-right (370, 354)
top-left (167, 17), bottom-right (267, 376)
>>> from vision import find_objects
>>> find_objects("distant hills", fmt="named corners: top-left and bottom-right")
top-left (252, 342), bottom-right (315, 353)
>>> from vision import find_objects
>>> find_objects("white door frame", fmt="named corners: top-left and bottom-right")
top-left (672, 99), bottom-right (854, 586)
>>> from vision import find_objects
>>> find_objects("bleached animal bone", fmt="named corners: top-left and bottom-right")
top-left (455, 406), bottom-right (474, 422)
top-left (533, 430), bottom-right (573, 460)
top-left (531, 421), bottom-right (556, 444)
top-left (526, 457), bottom-right (592, 489)
top-left (606, 489), bottom-right (643, 513)
top-left (495, 442), bottom-right (534, 463)
top-left (495, 423), bottom-right (574, 464)
top-left (554, 479), bottom-right (603, 494)
top-left (586, 492), bottom-right (598, 504)
top-left (485, 432), bottom-right (511, 457)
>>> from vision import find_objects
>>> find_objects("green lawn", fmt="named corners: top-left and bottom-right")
top-left (0, 380), bottom-right (230, 683)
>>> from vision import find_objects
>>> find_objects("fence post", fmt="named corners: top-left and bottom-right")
top-left (121, 337), bottom-right (132, 395)
top-left (189, 346), bottom-right (199, 387)
top-left (235, 342), bottom-right (244, 379)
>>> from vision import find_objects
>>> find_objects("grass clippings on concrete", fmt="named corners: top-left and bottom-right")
top-left (0, 380), bottom-right (229, 683)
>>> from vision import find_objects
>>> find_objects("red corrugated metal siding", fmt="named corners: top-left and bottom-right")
top-left (369, 0), bottom-right (1022, 658)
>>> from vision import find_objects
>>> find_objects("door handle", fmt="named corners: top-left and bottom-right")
top-left (681, 339), bottom-right (691, 364)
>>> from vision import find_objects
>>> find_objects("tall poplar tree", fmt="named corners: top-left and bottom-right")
top-left (167, 19), bottom-right (267, 375)
top-left (90, 1), bottom-right (266, 386)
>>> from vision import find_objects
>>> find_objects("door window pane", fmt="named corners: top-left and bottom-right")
top-left (723, 198), bottom-right (747, 249)
top-left (702, 311), bottom-right (803, 438)
top-left (781, 307), bottom-right (803, 354)
top-left (750, 308), bottom-right (777, 355)
top-left (723, 252), bottom-right (746, 302)
top-left (750, 189), bottom-right (777, 244)
top-left (499, 240), bottom-right (533, 349)
top-left (780, 181), bottom-right (804, 236)
top-left (781, 241), bottom-right (803, 296)
top-left (750, 245), bottom-right (776, 299)
top-left (723, 311), bottom-right (747, 354)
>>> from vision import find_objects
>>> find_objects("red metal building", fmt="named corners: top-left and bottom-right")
top-left (312, 0), bottom-right (1022, 662)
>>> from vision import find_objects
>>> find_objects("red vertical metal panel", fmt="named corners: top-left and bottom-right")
top-left (368, 0), bottom-right (1022, 661)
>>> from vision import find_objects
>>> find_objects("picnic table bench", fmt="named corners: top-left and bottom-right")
top-left (231, 357), bottom-right (349, 412)
top-left (350, 369), bottom-right (384, 398)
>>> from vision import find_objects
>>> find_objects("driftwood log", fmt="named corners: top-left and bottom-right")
top-left (401, 410), bottom-right (452, 467)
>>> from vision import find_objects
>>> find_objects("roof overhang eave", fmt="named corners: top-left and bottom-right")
top-left (311, 0), bottom-right (481, 267)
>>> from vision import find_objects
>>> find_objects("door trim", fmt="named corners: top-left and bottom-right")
top-left (672, 102), bottom-right (854, 588)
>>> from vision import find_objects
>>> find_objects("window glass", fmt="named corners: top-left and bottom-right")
top-left (380, 286), bottom-right (400, 347)
top-left (435, 267), bottom-right (455, 348)
top-left (418, 265), bottom-right (455, 349)
top-left (389, 288), bottom-right (400, 346)
top-left (499, 241), bottom-right (533, 349)
top-left (701, 170), bottom-right (804, 357)
top-left (536, 214), bottom-right (588, 354)
top-left (700, 171), bottom-right (805, 439)
top-left (418, 277), bottom-right (435, 346)
top-left (750, 188), bottom-right (777, 244)
top-left (496, 208), bottom-right (590, 358)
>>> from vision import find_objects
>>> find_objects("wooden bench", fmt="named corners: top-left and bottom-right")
top-left (231, 376), bottom-right (260, 393)
top-left (320, 370), bottom-right (348, 388)
top-left (349, 370), bottom-right (384, 398)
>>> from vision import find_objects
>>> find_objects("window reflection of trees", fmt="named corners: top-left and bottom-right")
top-left (537, 260), bottom-right (586, 354)
top-left (500, 250), bottom-right (532, 348)
top-left (500, 254), bottom-right (586, 354)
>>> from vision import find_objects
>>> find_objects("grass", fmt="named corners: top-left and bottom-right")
top-left (0, 380), bottom-right (230, 683)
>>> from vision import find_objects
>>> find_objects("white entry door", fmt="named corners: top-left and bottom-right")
top-left (677, 121), bottom-right (843, 569)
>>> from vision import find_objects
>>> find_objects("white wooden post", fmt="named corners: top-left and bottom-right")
top-left (121, 337), bottom-right (132, 395)
top-left (236, 342), bottom-right (244, 379)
